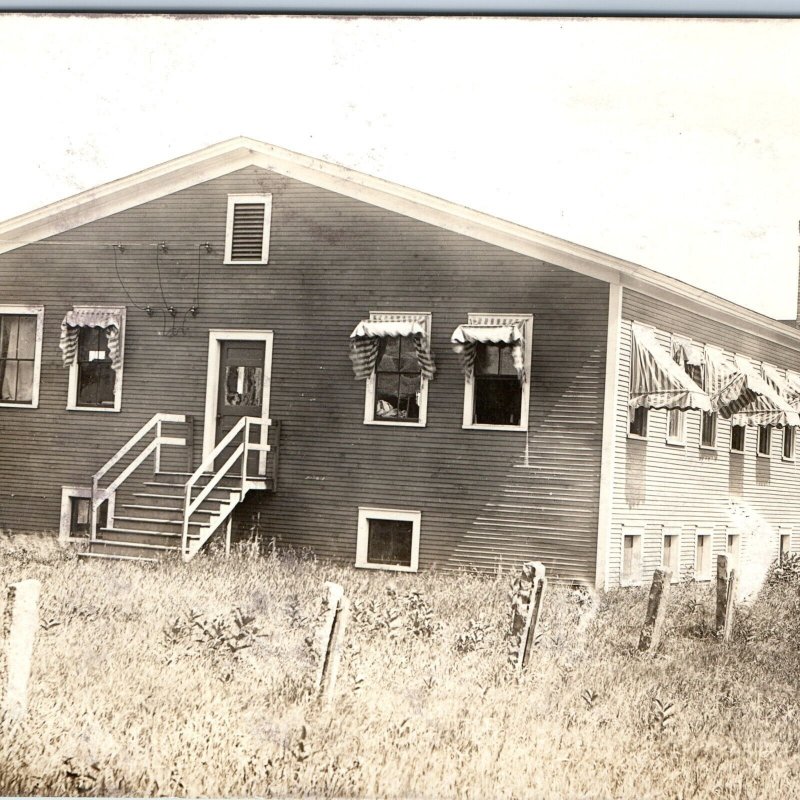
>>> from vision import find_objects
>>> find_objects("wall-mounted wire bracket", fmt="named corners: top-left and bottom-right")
top-left (159, 242), bottom-right (168, 253)
top-left (201, 242), bottom-right (212, 254)
top-left (144, 306), bottom-right (153, 316)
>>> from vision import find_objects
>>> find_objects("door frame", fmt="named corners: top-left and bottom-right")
top-left (202, 329), bottom-right (274, 474)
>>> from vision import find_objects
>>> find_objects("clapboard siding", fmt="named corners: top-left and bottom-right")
top-left (610, 288), bottom-right (800, 591)
top-left (0, 166), bottom-right (608, 581)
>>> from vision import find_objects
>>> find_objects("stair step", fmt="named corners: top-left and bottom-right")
top-left (111, 516), bottom-right (207, 529)
top-left (99, 528), bottom-right (183, 547)
top-left (78, 552), bottom-right (160, 564)
top-left (118, 504), bottom-right (215, 520)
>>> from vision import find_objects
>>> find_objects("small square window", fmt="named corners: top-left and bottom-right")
top-left (701, 412), bottom-right (717, 448)
top-left (224, 194), bottom-right (272, 264)
top-left (621, 528), bottom-right (643, 585)
top-left (695, 531), bottom-right (712, 580)
top-left (356, 507), bottom-right (421, 572)
top-left (730, 424), bottom-right (746, 453)
top-left (629, 406), bottom-right (648, 438)
top-left (757, 426), bottom-right (771, 457)
top-left (784, 428), bottom-right (796, 461)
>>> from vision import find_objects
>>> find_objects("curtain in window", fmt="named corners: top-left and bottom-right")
top-left (629, 323), bottom-right (710, 411)
top-left (59, 308), bottom-right (123, 371)
top-left (450, 324), bottom-right (525, 383)
top-left (348, 319), bottom-right (435, 380)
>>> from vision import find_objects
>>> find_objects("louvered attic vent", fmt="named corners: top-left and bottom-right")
top-left (224, 194), bottom-right (273, 264)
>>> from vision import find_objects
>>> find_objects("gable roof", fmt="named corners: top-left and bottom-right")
top-left (1, 135), bottom-right (798, 350)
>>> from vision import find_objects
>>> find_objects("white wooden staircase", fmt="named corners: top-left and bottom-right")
top-left (78, 413), bottom-right (279, 563)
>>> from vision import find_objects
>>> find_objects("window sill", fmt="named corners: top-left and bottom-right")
top-left (223, 259), bottom-right (268, 266)
top-left (364, 419), bottom-right (426, 428)
top-left (782, 455), bottom-right (796, 463)
top-left (0, 401), bottom-right (38, 409)
top-left (66, 405), bottom-right (120, 413)
top-left (757, 452), bottom-right (771, 459)
top-left (729, 448), bottom-right (745, 455)
top-left (355, 561), bottom-right (417, 573)
top-left (463, 423), bottom-right (528, 432)
top-left (699, 444), bottom-right (718, 452)
top-left (665, 438), bottom-right (686, 447)
top-left (627, 433), bottom-right (648, 441)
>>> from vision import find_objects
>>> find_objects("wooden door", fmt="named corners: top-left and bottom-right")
top-left (216, 340), bottom-right (266, 474)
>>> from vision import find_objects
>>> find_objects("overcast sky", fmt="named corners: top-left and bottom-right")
top-left (1, 15), bottom-right (799, 319)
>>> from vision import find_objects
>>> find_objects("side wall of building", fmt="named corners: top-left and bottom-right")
top-left (609, 288), bottom-right (800, 593)
top-left (0, 166), bottom-right (610, 582)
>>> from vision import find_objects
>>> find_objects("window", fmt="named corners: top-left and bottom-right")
top-left (621, 527), bottom-right (643, 585)
top-left (727, 532), bottom-right (741, 570)
top-left (357, 313), bottom-right (432, 426)
top-left (455, 313), bottom-right (533, 431)
top-left (780, 530), bottom-right (792, 561)
top-left (356, 507), bottom-right (421, 572)
top-left (666, 409), bottom-right (686, 444)
top-left (662, 528), bottom-right (681, 579)
top-left (224, 194), bottom-right (272, 264)
top-left (757, 425), bottom-right (771, 457)
top-left (700, 412), bottom-right (717, 448)
top-left (730, 424), bottom-right (746, 453)
top-left (784, 428), bottom-right (796, 461)
top-left (0, 306), bottom-right (44, 408)
top-left (64, 307), bottom-right (125, 412)
top-left (629, 406), bottom-right (648, 438)
top-left (695, 530), bottom-right (712, 580)
top-left (59, 486), bottom-right (108, 544)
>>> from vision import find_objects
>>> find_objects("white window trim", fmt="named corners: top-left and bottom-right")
top-left (778, 526), bottom-right (792, 560)
top-left (757, 425), bottom-right (771, 458)
top-left (665, 409), bottom-right (687, 446)
top-left (356, 506), bottom-right (421, 573)
top-left (661, 526), bottom-right (682, 581)
top-left (461, 312), bottom-right (533, 432)
top-left (59, 485), bottom-right (115, 545)
top-left (620, 525), bottom-right (644, 587)
top-left (694, 528), bottom-right (713, 581)
top-left (627, 406), bottom-right (649, 440)
top-left (783, 427), bottom-right (796, 462)
top-left (66, 306), bottom-right (126, 413)
top-left (699, 411), bottom-right (718, 451)
top-left (223, 193), bottom-right (273, 265)
top-left (730, 423), bottom-right (746, 454)
top-left (0, 304), bottom-right (44, 409)
top-left (362, 311), bottom-right (431, 428)
top-left (726, 529), bottom-right (741, 571)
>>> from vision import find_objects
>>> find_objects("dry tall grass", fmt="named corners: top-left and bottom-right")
top-left (1, 536), bottom-right (799, 798)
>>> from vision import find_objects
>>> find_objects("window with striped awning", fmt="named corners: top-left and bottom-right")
top-left (224, 194), bottom-right (273, 264)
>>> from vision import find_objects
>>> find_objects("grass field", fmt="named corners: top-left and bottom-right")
top-left (1, 537), bottom-right (799, 798)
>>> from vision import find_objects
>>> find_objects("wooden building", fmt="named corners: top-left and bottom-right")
top-left (1, 137), bottom-right (799, 591)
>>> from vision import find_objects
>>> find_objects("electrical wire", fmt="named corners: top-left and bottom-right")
top-left (154, 243), bottom-right (171, 312)
top-left (112, 244), bottom-right (149, 313)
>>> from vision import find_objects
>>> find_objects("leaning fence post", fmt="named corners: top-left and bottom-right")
top-left (314, 582), bottom-right (349, 703)
top-left (510, 561), bottom-right (547, 672)
top-left (715, 555), bottom-right (737, 642)
top-left (1, 579), bottom-right (41, 723)
top-left (638, 567), bottom-right (672, 652)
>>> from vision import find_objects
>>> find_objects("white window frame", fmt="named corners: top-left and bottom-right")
top-left (757, 425), bottom-right (771, 458)
top-left (362, 311), bottom-right (431, 428)
top-left (694, 529), bottom-right (713, 581)
top-left (726, 530), bottom-right (741, 571)
top-left (461, 313), bottom-right (533, 432)
top-left (783, 427), bottom-right (796, 462)
top-left (223, 193), bottom-right (273, 265)
top-left (620, 526), bottom-right (644, 586)
top-left (59, 486), bottom-right (115, 545)
top-left (356, 506), bottom-right (421, 573)
top-left (66, 306), bottom-right (126, 413)
top-left (661, 526), bottom-right (681, 581)
top-left (730, 423), bottom-right (746, 453)
top-left (779, 526), bottom-right (792, 561)
top-left (700, 411), bottom-right (718, 450)
top-left (665, 408), bottom-right (687, 446)
top-left (628, 406), bottom-right (649, 440)
top-left (0, 304), bottom-right (44, 409)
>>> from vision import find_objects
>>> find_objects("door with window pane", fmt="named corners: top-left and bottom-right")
top-left (0, 314), bottom-right (36, 404)
top-left (216, 341), bottom-right (265, 474)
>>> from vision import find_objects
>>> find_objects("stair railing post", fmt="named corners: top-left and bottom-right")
top-left (241, 418), bottom-right (250, 494)
top-left (154, 418), bottom-right (162, 475)
top-left (182, 482), bottom-right (191, 559)
top-left (90, 476), bottom-right (99, 542)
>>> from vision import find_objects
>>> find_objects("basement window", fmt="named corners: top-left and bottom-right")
top-left (224, 194), bottom-right (273, 264)
top-left (356, 507), bottom-right (421, 572)
top-left (0, 306), bottom-right (44, 409)
top-left (661, 528), bottom-right (681, 580)
top-left (730, 424), bottom-right (746, 453)
top-left (621, 527), bottom-right (643, 586)
top-left (780, 530), bottom-right (792, 561)
top-left (59, 486), bottom-right (108, 544)
top-left (727, 531), bottom-right (741, 571)
top-left (695, 530), bottom-right (713, 581)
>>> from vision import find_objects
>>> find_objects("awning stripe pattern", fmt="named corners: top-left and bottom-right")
top-left (672, 337), bottom-right (704, 368)
top-left (726, 356), bottom-right (800, 428)
top-left (629, 323), bottom-right (711, 411)
top-left (59, 308), bottom-right (123, 371)
top-left (762, 363), bottom-right (800, 407)
top-left (450, 324), bottom-right (526, 383)
top-left (348, 318), bottom-right (436, 381)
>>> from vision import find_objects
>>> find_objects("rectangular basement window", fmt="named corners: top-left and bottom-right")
top-left (356, 507), bottom-right (421, 572)
top-left (726, 532), bottom-right (741, 571)
top-left (695, 530), bottom-right (713, 581)
top-left (661, 528), bottom-right (681, 580)
top-left (621, 527), bottom-right (643, 586)
top-left (59, 486), bottom-right (108, 544)
top-left (224, 194), bottom-right (273, 264)
top-left (779, 529), bottom-right (792, 562)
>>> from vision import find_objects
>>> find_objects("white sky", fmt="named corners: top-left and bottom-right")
top-left (1, 15), bottom-right (799, 319)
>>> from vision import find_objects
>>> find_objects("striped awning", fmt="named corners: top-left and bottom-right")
top-left (450, 324), bottom-right (526, 383)
top-left (59, 308), bottom-right (123, 370)
top-left (706, 349), bottom-right (800, 427)
top-left (763, 364), bottom-right (800, 407)
top-left (785, 370), bottom-right (800, 406)
top-left (672, 336), bottom-right (704, 368)
top-left (629, 323), bottom-right (711, 411)
top-left (348, 319), bottom-right (435, 381)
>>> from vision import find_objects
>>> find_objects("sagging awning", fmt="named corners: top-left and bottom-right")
top-left (671, 336), bottom-right (704, 368)
top-left (629, 323), bottom-right (711, 411)
top-left (59, 308), bottom-right (123, 370)
top-left (762, 363), bottom-right (800, 407)
top-left (706, 349), bottom-right (800, 427)
top-left (450, 324), bottom-right (526, 383)
top-left (348, 318), bottom-right (435, 381)
top-left (785, 370), bottom-right (800, 406)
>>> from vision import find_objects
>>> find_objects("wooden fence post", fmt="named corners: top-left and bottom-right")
top-left (510, 561), bottom-right (547, 672)
top-left (715, 555), bottom-right (737, 642)
top-left (638, 567), bottom-right (672, 652)
top-left (314, 582), bottom-right (349, 702)
top-left (1, 579), bottom-right (41, 723)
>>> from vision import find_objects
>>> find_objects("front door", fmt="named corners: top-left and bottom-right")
top-left (216, 340), bottom-right (266, 474)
